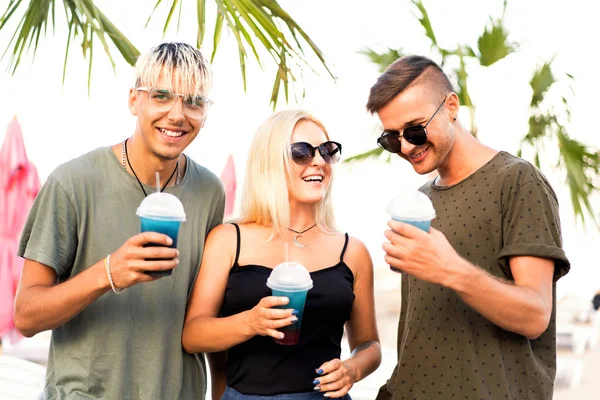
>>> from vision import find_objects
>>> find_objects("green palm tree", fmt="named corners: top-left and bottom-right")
top-left (350, 0), bottom-right (600, 226)
top-left (0, 0), bottom-right (335, 107)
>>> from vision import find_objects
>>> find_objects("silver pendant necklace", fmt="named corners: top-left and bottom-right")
top-left (288, 224), bottom-right (317, 248)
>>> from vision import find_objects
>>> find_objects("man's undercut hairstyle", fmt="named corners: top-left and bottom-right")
top-left (366, 55), bottom-right (454, 113)
top-left (134, 42), bottom-right (212, 95)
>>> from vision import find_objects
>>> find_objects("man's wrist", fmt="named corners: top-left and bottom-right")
top-left (94, 259), bottom-right (113, 292)
top-left (442, 255), bottom-right (480, 293)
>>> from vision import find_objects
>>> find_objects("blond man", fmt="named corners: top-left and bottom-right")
top-left (15, 42), bottom-right (225, 399)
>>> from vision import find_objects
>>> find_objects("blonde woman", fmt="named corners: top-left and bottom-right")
top-left (183, 110), bottom-right (381, 399)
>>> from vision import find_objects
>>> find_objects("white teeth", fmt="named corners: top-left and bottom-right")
top-left (303, 176), bottom-right (323, 182)
top-left (411, 147), bottom-right (428, 158)
top-left (160, 128), bottom-right (183, 137)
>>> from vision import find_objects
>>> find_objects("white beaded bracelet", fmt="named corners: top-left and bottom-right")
top-left (104, 254), bottom-right (123, 294)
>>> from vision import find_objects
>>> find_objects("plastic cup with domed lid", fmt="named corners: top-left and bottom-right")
top-left (387, 190), bottom-right (436, 232)
top-left (266, 262), bottom-right (313, 345)
top-left (136, 191), bottom-right (186, 277)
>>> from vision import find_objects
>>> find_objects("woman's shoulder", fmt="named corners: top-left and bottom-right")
top-left (344, 234), bottom-right (370, 256)
top-left (206, 223), bottom-right (240, 246)
top-left (209, 222), bottom-right (268, 241)
top-left (341, 234), bottom-right (373, 277)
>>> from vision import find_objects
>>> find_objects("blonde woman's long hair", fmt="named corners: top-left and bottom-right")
top-left (237, 109), bottom-right (337, 239)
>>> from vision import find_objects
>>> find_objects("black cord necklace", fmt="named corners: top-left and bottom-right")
top-left (288, 223), bottom-right (317, 248)
top-left (123, 138), bottom-right (178, 197)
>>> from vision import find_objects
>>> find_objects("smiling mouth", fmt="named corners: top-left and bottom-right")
top-left (409, 146), bottom-right (429, 159)
top-left (159, 128), bottom-right (187, 138)
top-left (303, 175), bottom-right (323, 183)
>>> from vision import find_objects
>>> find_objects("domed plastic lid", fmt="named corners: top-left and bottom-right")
top-left (267, 262), bottom-right (313, 292)
top-left (136, 192), bottom-right (186, 221)
top-left (387, 190), bottom-right (436, 221)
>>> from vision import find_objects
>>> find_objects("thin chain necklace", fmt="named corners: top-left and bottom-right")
top-left (288, 223), bottom-right (317, 248)
top-left (121, 139), bottom-right (180, 197)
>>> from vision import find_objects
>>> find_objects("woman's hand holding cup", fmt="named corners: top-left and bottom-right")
top-left (246, 296), bottom-right (298, 340)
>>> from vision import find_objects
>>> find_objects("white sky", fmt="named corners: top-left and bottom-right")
top-left (1, 0), bottom-right (599, 299)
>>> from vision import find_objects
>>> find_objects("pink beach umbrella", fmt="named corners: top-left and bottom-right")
top-left (219, 154), bottom-right (237, 218)
top-left (0, 116), bottom-right (41, 339)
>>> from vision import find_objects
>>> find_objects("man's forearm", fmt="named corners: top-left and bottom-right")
top-left (14, 261), bottom-right (110, 337)
top-left (444, 258), bottom-right (551, 339)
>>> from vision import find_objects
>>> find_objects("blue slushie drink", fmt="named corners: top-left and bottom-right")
top-left (136, 192), bottom-right (186, 277)
top-left (387, 190), bottom-right (436, 232)
top-left (266, 262), bottom-right (313, 345)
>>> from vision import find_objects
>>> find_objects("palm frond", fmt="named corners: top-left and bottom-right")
top-left (358, 47), bottom-right (404, 73)
top-left (411, 0), bottom-right (438, 49)
top-left (476, 0), bottom-right (516, 66)
top-left (206, 0), bottom-right (334, 107)
top-left (530, 61), bottom-right (555, 107)
top-left (344, 147), bottom-right (392, 164)
top-left (210, 10), bottom-right (224, 62)
top-left (556, 129), bottom-right (600, 226)
top-left (196, 0), bottom-right (206, 47)
top-left (1, 0), bottom-right (139, 91)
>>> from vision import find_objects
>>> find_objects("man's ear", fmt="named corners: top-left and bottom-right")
top-left (128, 88), bottom-right (138, 116)
top-left (446, 92), bottom-right (460, 122)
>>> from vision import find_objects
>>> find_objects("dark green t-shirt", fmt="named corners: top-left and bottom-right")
top-left (380, 152), bottom-right (570, 400)
top-left (18, 147), bottom-right (225, 399)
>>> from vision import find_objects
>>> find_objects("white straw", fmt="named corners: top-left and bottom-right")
top-left (155, 171), bottom-right (160, 193)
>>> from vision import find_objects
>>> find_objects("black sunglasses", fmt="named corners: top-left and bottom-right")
top-left (290, 141), bottom-right (342, 165)
top-left (377, 96), bottom-right (447, 153)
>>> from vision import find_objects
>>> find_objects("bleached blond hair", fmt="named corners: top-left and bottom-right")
top-left (238, 109), bottom-right (338, 239)
top-left (134, 42), bottom-right (212, 95)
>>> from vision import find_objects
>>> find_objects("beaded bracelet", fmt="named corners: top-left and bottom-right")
top-left (104, 254), bottom-right (124, 294)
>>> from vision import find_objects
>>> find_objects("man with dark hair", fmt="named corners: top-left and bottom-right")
top-left (14, 42), bottom-right (225, 399)
top-left (368, 55), bottom-right (570, 400)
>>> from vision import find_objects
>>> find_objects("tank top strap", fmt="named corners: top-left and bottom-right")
top-left (231, 223), bottom-right (241, 266)
top-left (340, 233), bottom-right (349, 262)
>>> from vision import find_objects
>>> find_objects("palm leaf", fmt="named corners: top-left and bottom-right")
top-left (145, 0), bottom-right (334, 107)
top-left (254, 0), bottom-right (335, 78)
top-left (530, 61), bottom-right (555, 107)
top-left (476, 0), bottom-right (516, 66)
top-left (213, 0), bottom-right (249, 90)
top-left (344, 147), bottom-right (392, 163)
top-left (359, 47), bottom-right (404, 73)
top-left (1, 0), bottom-right (332, 108)
top-left (196, 0), bottom-right (206, 47)
top-left (1, 0), bottom-right (139, 92)
top-left (411, 0), bottom-right (438, 49)
top-left (454, 53), bottom-right (472, 108)
top-left (556, 129), bottom-right (600, 226)
top-left (211, 10), bottom-right (224, 62)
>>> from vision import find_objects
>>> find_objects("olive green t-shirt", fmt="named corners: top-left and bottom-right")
top-left (18, 147), bottom-right (225, 399)
top-left (380, 152), bottom-right (570, 400)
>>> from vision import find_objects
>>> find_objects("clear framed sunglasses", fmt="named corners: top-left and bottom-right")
top-left (136, 87), bottom-right (213, 119)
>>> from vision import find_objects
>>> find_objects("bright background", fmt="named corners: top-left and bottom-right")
top-left (1, 0), bottom-right (599, 302)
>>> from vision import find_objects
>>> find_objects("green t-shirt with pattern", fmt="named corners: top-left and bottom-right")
top-left (379, 151), bottom-right (570, 400)
top-left (18, 147), bottom-right (225, 399)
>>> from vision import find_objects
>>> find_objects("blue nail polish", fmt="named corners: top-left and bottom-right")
top-left (313, 379), bottom-right (320, 385)
top-left (292, 309), bottom-right (299, 315)
top-left (317, 369), bottom-right (324, 375)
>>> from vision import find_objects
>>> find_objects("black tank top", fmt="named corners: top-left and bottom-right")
top-left (220, 224), bottom-right (355, 395)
